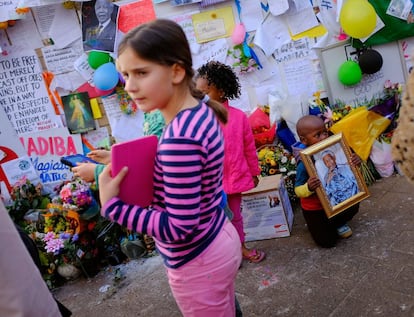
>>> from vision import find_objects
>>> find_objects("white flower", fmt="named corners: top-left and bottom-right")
top-left (290, 157), bottom-right (296, 165)
top-left (280, 167), bottom-right (287, 173)
top-left (281, 156), bottom-right (288, 164)
top-left (287, 171), bottom-right (296, 176)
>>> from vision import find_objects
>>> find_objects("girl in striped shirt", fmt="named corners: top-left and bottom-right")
top-left (98, 19), bottom-right (242, 316)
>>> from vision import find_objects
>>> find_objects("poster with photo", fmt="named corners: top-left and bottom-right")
top-left (386, 0), bottom-right (413, 21)
top-left (62, 92), bottom-right (96, 134)
top-left (82, 0), bottom-right (120, 52)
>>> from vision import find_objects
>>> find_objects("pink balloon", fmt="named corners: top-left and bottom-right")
top-left (231, 23), bottom-right (246, 45)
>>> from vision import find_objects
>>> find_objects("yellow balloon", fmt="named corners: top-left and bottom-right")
top-left (339, 0), bottom-right (376, 39)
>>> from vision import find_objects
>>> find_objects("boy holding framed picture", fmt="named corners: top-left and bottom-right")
top-left (292, 115), bottom-right (365, 248)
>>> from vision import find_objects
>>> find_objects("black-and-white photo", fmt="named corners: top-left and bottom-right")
top-left (82, 0), bottom-right (119, 52)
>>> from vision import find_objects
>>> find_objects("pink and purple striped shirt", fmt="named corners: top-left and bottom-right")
top-left (102, 102), bottom-right (226, 269)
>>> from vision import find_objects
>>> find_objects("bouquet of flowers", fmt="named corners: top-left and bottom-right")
top-left (37, 205), bottom-right (101, 286)
top-left (227, 44), bottom-right (259, 75)
top-left (258, 143), bottom-right (296, 177)
top-left (6, 176), bottom-right (50, 225)
top-left (311, 91), bottom-right (356, 128)
top-left (42, 231), bottom-right (80, 266)
top-left (257, 143), bottom-right (297, 201)
top-left (53, 178), bottom-right (99, 220)
top-left (382, 80), bottom-right (402, 100)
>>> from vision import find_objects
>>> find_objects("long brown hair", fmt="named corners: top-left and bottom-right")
top-left (118, 19), bottom-right (227, 124)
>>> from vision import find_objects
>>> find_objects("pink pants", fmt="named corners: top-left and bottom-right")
top-left (228, 193), bottom-right (244, 244)
top-left (166, 221), bottom-right (242, 317)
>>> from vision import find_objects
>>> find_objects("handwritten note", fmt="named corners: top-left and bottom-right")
top-left (0, 51), bottom-right (61, 135)
top-left (254, 14), bottom-right (290, 56)
top-left (272, 38), bottom-right (315, 64)
top-left (283, 59), bottom-right (317, 96)
top-left (284, 0), bottom-right (319, 36)
top-left (192, 7), bottom-right (235, 43)
top-left (170, 12), bottom-right (201, 54)
top-left (42, 42), bottom-right (84, 75)
top-left (239, 0), bottom-right (263, 32)
top-left (192, 38), bottom-right (229, 70)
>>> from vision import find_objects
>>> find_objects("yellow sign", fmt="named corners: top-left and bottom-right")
top-left (192, 6), bottom-right (235, 44)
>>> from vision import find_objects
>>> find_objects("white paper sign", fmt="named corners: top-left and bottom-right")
top-left (0, 51), bottom-right (61, 135)
top-left (42, 42), bottom-right (84, 75)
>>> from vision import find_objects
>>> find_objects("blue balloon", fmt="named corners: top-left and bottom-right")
top-left (93, 62), bottom-right (119, 91)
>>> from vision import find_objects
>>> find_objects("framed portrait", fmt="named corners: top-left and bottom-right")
top-left (299, 133), bottom-right (370, 218)
top-left (62, 92), bottom-right (96, 134)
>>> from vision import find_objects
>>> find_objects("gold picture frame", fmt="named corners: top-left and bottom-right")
top-left (299, 133), bottom-right (370, 218)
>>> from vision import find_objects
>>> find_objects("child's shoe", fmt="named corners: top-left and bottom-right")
top-left (337, 224), bottom-right (352, 238)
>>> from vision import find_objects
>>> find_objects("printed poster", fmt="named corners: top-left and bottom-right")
top-left (62, 92), bottom-right (96, 134)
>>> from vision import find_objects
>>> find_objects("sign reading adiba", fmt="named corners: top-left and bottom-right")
top-left (242, 174), bottom-right (294, 242)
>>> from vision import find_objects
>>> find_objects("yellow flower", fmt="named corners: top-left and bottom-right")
top-left (258, 149), bottom-right (267, 160)
top-left (269, 168), bottom-right (276, 175)
top-left (270, 159), bottom-right (276, 166)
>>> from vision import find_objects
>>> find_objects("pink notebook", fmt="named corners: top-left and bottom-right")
top-left (111, 135), bottom-right (158, 207)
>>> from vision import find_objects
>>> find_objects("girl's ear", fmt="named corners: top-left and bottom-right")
top-left (171, 63), bottom-right (186, 84)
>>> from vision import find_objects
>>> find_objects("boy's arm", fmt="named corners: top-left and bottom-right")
top-left (295, 183), bottom-right (314, 198)
top-left (294, 162), bottom-right (315, 198)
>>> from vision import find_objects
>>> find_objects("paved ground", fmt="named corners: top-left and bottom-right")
top-left (54, 174), bottom-right (414, 316)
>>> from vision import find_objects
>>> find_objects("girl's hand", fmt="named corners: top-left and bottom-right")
top-left (87, 149), bottom-right (111, 164)
top-left (72, 163), bottom-right (97, 183)
top-left (99, 164), bottom-right (128, 206)
top-left (350, 153), bottom-right (362, 167)
top-left (307, 176), bottom-right (321, 192)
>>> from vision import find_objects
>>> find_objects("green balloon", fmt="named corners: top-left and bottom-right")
top-left (88, 51), bottom-right (112, 69)
top-left (338, 60), bottom-right (362, 86)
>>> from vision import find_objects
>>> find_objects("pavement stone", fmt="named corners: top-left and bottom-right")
top-left (54, 174), bottom-right (414, 316)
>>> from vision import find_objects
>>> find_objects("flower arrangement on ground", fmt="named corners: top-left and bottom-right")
top-left (3, 175), bottom-right (137, 289)
top-left (258, 143), bottom-right (296, 177)
top-left (314, 80), bottom-right (402, 129)
top-left (5, 176), bottom-right (50, 226)
top-left (257, 143), bottom-right (297, 201)
top-left (35, 203), bottom-right (101, 287)
top-left (52, 178), bottom-right (99, 220)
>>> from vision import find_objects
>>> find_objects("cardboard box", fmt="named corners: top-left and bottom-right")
top-left (242, 174), bottom-right (294, 242)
